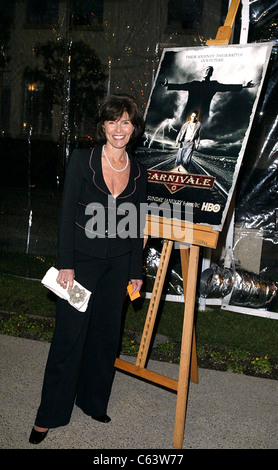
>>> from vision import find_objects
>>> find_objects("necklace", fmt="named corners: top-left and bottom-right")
top-left (103, 145), bottom-right (129, 172)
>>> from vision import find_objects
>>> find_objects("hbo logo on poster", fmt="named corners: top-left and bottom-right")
top-left (201, 202), bottom-right (221, 212)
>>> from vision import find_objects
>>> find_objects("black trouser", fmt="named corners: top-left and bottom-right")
top-left (35, 251), bottom-right (131, 428)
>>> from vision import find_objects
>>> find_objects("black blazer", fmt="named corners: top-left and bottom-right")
top-left (57, 145), bottom-right (147, 280)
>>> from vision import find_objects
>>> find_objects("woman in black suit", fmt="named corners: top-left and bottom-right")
top-left (29, 94), bottom-right (147, 444)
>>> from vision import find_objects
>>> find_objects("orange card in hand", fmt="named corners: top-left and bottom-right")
top-left (127, 283), bottom-right (140, 301)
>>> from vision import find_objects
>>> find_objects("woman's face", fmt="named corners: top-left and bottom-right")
top-left (190, 113), bottom-right (197, 122)
top-left (103, 111), bottom-right (134, 150)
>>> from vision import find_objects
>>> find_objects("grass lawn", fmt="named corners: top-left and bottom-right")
top-left (0, 252), bottom-right (277, 379)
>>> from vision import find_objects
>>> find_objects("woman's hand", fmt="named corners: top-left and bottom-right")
top-left (56, 269), bottom-right (75, 290)
top-left (130, 279), bottom-right (143, 295)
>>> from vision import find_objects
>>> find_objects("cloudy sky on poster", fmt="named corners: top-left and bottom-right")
top-left (145, 44), bottom-right (269, 157)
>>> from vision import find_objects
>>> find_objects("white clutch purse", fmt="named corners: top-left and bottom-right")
top-left (41, 267), bottom-right (92, 312)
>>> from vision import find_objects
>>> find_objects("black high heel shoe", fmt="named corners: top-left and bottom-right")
top-left (91, 414), bottom-right (111, 423)
top-left (29, 427), bottom-right (49, 444)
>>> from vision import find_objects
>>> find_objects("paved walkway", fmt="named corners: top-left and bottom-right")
top-left (0, 334), bottom-right (277, 451)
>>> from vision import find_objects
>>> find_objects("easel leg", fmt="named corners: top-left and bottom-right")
top-left (136, 239), bottom-right (173, 368)
top-left (180, 246), bottom-right (198, 384)
top-left (173, 245), bottom-right (200, 449)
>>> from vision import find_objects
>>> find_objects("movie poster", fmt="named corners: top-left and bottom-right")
top-left (136, 43), bottom-right (272, 231)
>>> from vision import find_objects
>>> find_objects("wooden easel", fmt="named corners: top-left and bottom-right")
top-left (115, 218), bottom-right (218, 449)
top-left (206, 0), bottom-right (241, 46)
top-left (115, 0), bottom-right (240, 449)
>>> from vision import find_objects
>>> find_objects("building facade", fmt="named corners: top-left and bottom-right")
top-left (1, 0), bottom-right (225, 141)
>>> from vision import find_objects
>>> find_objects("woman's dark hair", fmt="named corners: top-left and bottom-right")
top-left (96, 94), bottom-right (145, 146)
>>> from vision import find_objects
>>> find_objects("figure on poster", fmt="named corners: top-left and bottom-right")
top-left (175, 111), bottom-right (201, 170)
top-left (160, 65), bottom-right (255, 123)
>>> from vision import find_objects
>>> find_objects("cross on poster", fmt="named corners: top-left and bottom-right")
top-left (136, 43), bottom-right (272, 231)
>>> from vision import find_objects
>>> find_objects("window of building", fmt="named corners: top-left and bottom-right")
top-left (72, 0), bottom-right (103, 27)
top-left (22, 82), bottom-right (52, 135)
top-left (167, 0), bottom-right (203, 32)
top-left (26, 0), bottom-right (59, 25)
